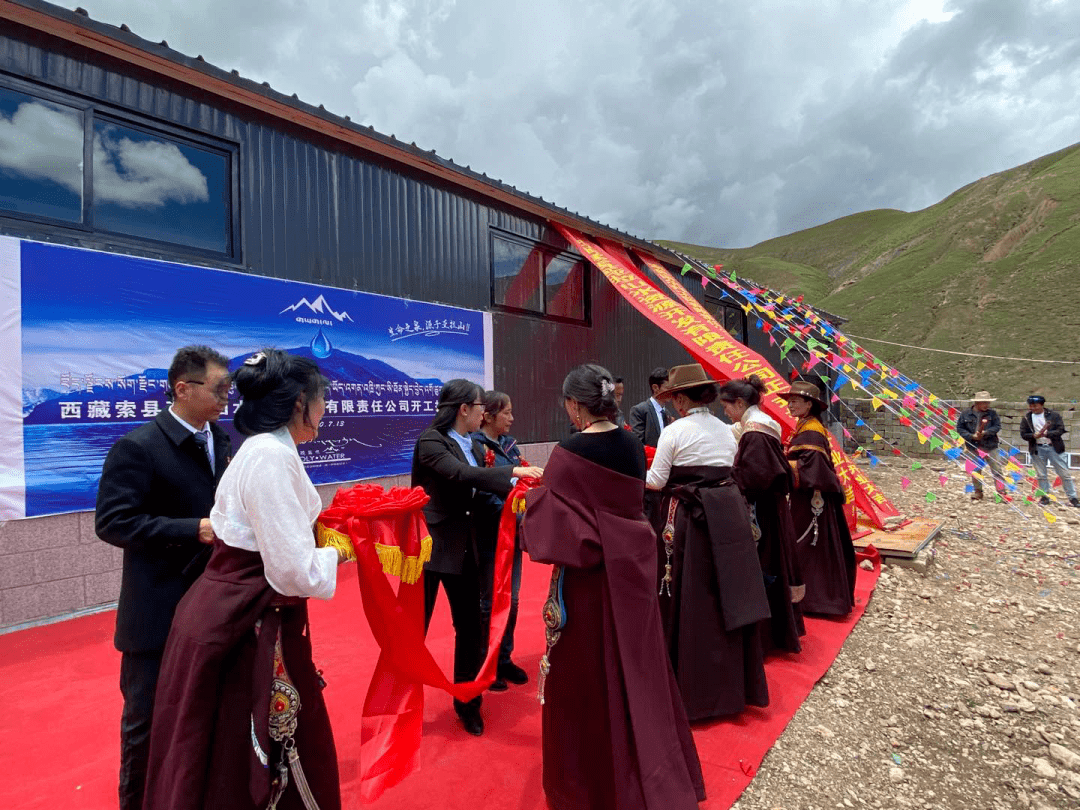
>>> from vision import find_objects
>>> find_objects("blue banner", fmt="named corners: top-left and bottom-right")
top-left (9, 238), bottom-right (490, 518)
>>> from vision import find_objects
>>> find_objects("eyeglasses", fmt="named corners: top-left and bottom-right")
top-left (183, 380), bottom-right (232, 399)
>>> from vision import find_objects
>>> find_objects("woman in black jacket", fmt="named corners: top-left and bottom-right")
top-left (411, 379), bottom-right (541, 736)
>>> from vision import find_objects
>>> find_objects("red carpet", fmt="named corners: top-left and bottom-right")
top-left (1, 559), bottom-right (878, 810)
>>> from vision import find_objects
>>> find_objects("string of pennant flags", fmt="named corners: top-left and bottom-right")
top-left (670, 256), bottom-right (1068, 526)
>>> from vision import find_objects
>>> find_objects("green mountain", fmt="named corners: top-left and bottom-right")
top-left (661, 143), bottom-right (1080, 402)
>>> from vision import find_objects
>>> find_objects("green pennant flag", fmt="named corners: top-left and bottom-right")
top-left (925, 492), bottom-right (937, 503)
top-left (681, 263), bottom-right (692, 276)
top-left (911, 461), bottom-right (923, 470)
top-left (929, 437), bottom-right (944, 451)
top-left (899, 407), bottom-right (911, 417)
top-left (994, 493), bottom-right (1004, 503)
top-left (729, 268), bottom-right (737, 283)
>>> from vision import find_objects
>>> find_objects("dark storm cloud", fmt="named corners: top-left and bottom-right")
top-left (65, 0), bottom-right (1080, 246)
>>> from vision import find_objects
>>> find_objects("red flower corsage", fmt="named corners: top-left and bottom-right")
top-left (484, 448), bottom-right (496, 467)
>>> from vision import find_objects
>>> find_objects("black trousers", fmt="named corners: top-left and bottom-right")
top-left (118, 649), bottom-right (164, 810)
top-left (423, 554), bottom-right (483, 714)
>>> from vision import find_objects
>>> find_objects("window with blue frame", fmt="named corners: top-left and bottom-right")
top-left (0, 79), bottom-right (236, 259)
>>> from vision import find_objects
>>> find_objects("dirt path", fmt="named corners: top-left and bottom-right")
top-left (732, 460), bottom-right (1080, 810)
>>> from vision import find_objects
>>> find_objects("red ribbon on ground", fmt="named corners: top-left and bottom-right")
top-left (319, 479), bottom-right (538, 803)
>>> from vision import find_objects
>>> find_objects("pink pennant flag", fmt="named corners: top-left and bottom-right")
top-left (939, 474), bottom-right (948, 486)
top-left (701, 274), bottom-right (709, 289)
top-left (964, 459), bottom-right (977, 474)
top-left (902, 396), bottom-right (916, 409)
top-left (901, 477), bottom-right (911, 490)
top-left (919, 425), bottom-right (935, 439)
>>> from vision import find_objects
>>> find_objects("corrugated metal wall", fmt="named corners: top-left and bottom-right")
top-left (0, 23), bottom-right (705, 442)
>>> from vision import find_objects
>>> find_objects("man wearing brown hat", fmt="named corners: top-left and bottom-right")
top-left (955, 391), bottom-right (1006, 500)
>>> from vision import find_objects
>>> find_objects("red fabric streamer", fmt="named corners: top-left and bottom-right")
top-left (323, 478), bottom-right (541, 803)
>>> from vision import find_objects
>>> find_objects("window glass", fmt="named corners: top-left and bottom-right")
top-left (723, 305), bottom-right (745, 344)
top-left (92, 118), bottom-right (230, 254)
top-left (545, 255), bottom-right (585, 320)
top-left (0, 86), bottom-right (84, 223)
top-left (493, 236), bottom-right (543, 312)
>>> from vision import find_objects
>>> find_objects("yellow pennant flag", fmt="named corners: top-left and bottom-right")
top-left (873, 433), bottom-right (883, 441)
top-left (917, 432), bottom-right (928, 445)
top-left (871, 396), bottom-right (884, 410)
top-left (856, 361), bottom-right (866, 371)
top-left (1043, 510), bottom-right (1057, 524)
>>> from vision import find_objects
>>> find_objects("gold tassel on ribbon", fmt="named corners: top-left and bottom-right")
top-left (316, 525), bottom-right (357, 563)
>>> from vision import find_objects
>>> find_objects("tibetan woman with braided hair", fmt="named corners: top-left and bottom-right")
top-left (522, 363), bottom-right (704, 810)
top-left (146, 349), bottom-right (344, 810)
top-left (719, 374), bottom-right (806, 654)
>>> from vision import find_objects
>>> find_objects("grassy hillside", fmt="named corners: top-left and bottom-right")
top-left (661, 143), bottom-right (1080, 401)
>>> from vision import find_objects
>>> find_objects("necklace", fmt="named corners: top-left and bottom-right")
top-left (581, 418), bottom-right (613, 431)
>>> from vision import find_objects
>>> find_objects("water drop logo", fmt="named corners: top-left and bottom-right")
top-left (311, 329), bottom-right (332, 358)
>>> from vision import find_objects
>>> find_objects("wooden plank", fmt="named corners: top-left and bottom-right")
top-left (854, 516), bottom-right (942, 559)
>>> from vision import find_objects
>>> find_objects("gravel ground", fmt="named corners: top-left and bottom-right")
top-left (732, 460), bottom-right (1080, 810)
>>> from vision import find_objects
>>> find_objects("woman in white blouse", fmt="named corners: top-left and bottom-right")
top-left (645, 364), bottom-right (771, 722)
top-left (145, 349), bottom-right (344, 810)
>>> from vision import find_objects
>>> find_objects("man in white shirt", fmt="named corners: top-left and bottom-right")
top-left (629, 366), bottom-right (674, 447)
top-left (96, 346), bottom-right (232, 810)
top-left (1020, 395), bottom-right (1079, 507)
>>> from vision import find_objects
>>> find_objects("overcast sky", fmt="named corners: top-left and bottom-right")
top-left (61, 0), bottom-right (1080, 247)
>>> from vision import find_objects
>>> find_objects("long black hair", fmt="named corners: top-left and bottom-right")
top-left (431, 379), bottom-right (483, 433)
top-left (718, 375), bottom-right (766, 407)
top-left (232, 349), bottom-right (327, 436)
top-left (562, 363), bottom-right (619, 421)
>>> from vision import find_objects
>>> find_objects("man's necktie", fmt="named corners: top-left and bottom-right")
top-left (192, 430), bottom-right (214, 473)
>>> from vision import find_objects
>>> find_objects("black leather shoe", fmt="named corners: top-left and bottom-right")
top-left (488, 677), bottom-right (508, 692)
top-left (458, 706), bottom-right (484, 736)
top-left (498, 661), bottom-right (529, 685)
top-left (1040, 495), bottom-right (1051, 505)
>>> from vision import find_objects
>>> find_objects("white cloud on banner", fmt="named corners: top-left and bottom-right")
top-left (63, 0), bottom-right (1080, 246)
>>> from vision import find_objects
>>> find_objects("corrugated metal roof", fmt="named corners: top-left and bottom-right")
top-left (1, 0), bottom-right (680, 263)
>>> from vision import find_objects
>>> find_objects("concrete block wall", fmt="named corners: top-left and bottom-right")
top-left (839, 399), bottom-right (1078, 459)
top-left (0, 441), bottom-right (558, 633)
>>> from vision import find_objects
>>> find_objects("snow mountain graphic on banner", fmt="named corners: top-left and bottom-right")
top-left (280, 295), bottom-right (354, 322)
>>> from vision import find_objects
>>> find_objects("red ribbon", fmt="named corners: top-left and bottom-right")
top-left (339, 478), bottom-right (540, 802)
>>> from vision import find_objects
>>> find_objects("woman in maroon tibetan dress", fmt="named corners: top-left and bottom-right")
top-left (780, 381), bottom-right (857, 616)
top-left (522, 364), bottom-right (705, 810)
top-left (719, 375), bottom-right (805, 654)
top-left (144, 350), bottom-right (344, 810)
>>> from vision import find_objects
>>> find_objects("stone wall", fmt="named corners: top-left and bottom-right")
top-left (0, 441), bottom-right (559, 633)
top-left (839, 399), bottom-right (1079, 461)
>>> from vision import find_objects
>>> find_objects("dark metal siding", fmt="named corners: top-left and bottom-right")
top-left (0, 24), bottom-right (706, 442)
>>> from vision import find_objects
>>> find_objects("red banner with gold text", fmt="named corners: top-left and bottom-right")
top-left (552, 224), bottom-right (899, 529)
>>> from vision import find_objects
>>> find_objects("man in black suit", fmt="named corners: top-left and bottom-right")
top-left (411, 379), bottom-right (542, 736)
top-left (629, 366), bottom-right (674, 447)
top-left (96, 346), bottom-right (232, 810)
